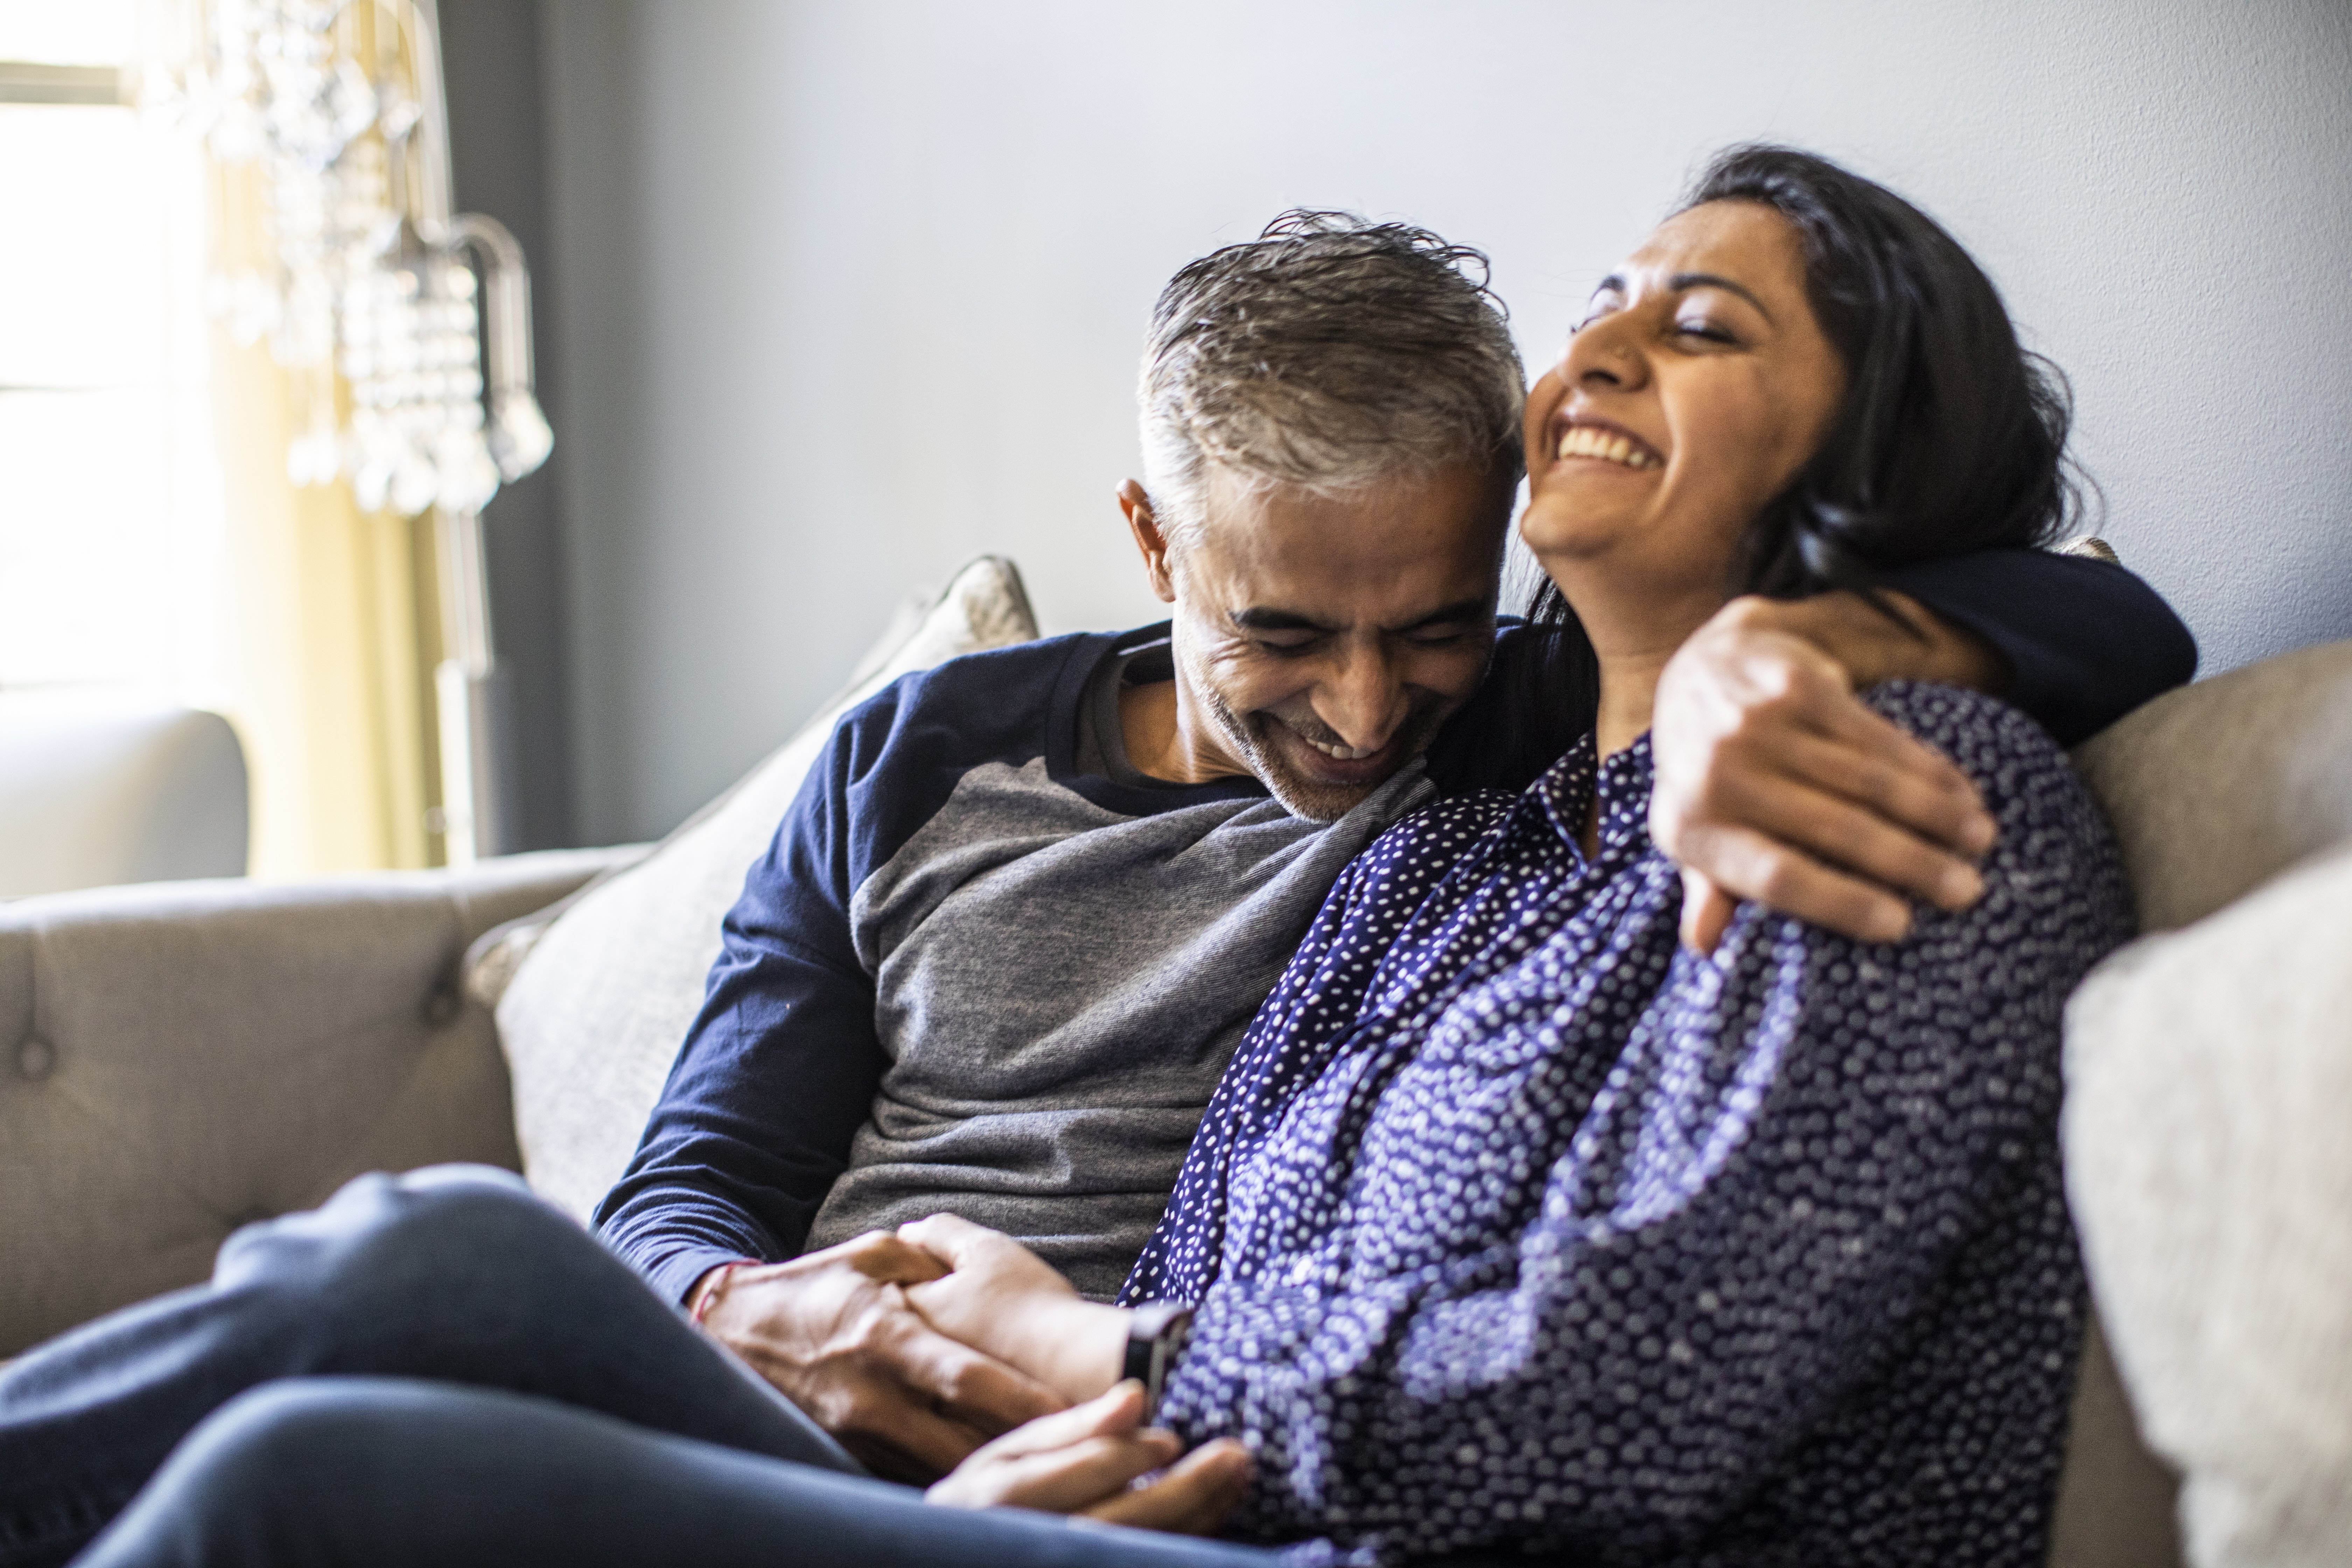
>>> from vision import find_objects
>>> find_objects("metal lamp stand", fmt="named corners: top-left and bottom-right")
top-left (434, 505), bottom-right (515, 864)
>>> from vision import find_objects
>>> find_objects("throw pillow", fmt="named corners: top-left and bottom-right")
top-left (489, 556), bottom-right (1039, 1223)
top-left (2064, 840), bottom-right (2352, 1568)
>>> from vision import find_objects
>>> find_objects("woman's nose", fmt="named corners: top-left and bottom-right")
top-left (1560, 314), bottom-right (1648, 392)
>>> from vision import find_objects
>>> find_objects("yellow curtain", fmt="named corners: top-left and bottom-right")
top-left (205, 163), bottom-right (441, 878)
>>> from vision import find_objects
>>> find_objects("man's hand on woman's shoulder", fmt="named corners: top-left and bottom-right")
top-left (688, 1230), bottom-right (1064, 1482)
top-left (1651, 592), bottom-right (2004, 953)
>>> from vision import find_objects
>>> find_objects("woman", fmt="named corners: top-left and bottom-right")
top-left (893, 143), bottom-right (2130, 1566)
top-left (53, 146), bottom-right (2126, 1568)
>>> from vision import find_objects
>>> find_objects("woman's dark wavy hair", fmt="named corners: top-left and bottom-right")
top-left (1499, 144), bottom-right (2085, 775)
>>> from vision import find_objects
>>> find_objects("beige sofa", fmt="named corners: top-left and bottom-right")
top-left (0, 698), bottom-right (249, 897)
top-left (4, 557), bottom-right (2346, 1567)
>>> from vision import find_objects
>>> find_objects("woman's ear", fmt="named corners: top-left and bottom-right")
top-left (1118, 480), bottom-right (1179, 604)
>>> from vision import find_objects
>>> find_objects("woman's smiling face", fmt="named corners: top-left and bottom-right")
top-left (1518, 200), bottom-right (1847, 623)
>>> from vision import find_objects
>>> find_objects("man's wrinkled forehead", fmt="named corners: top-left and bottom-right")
top-left (1172, 462), bottom-right (1508, 626)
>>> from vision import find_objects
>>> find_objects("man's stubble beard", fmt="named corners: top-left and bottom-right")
top-left (1187, 661), bottom-right (1457, 824)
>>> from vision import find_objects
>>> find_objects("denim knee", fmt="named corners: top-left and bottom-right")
top-left (166, 1379), bottom-right (384, 1503)
top-left (77, 1380), bottom-right (399, 1564)
top-left (209, 1165), bottom-right (599, 1328)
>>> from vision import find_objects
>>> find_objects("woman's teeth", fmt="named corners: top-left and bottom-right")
top-left (1304, 736), bottom-right (1378, 761)
top-left (1556, 426), bottom-right (1660, 470)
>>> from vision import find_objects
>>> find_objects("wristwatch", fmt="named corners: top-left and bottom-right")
top-left (1122, 1301), bottom-right (1195, 1412)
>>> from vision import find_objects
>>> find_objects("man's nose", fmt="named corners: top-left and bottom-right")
top-left (1314, 647), bottom-right (1407, 752)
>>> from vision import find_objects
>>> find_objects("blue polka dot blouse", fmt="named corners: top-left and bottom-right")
top-left (1121, 684), bottom-right (2133, 1567)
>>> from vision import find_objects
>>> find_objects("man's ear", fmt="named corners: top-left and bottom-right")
top-left (1118, 480), bottom-right (1179, 605)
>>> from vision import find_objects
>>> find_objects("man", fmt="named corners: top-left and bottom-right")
top-left (596, 212), bottom-right (2193, 1478)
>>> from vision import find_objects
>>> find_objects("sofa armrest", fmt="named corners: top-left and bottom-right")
top-left (0, 846), bottom-right (645, 1357)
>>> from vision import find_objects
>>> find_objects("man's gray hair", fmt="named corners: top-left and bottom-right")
top-left (1138, 211), bottom-right (1526, 542)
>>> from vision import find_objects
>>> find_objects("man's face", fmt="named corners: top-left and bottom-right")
top-left (1148, 461), bottom-right (1508, 821)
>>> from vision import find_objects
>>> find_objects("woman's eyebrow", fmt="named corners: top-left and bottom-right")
top-left (1670, 272), bottom-right (1774, 321)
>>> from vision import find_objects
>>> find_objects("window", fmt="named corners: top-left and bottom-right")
top-left (0, 0), bottom-right (222, 699)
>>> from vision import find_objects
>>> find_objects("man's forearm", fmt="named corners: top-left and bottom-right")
top-left (1880, 548), bottom-right (2196, 746)
top-left (1757, 590), bottom-right (2009, 695)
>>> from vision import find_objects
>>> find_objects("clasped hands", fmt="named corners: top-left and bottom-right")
top-left (692, 1217), bottom-right (1247, 1533)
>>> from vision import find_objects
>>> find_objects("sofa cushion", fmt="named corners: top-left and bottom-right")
top-left (2064, 840), bottom-right (2352, 1568)
top-left (491, 558), bottom-right (1040, 1223)
top-left (2071, 638), bottom-right (2352, 934)
top-left (0, 846), bottom-right (623, 1357)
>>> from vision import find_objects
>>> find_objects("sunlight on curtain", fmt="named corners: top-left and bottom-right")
top-left (210, 145), bottom-right (440, 876)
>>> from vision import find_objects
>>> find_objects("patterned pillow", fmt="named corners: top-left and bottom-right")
top-left (485, 556), bottom-right (1038, 1223)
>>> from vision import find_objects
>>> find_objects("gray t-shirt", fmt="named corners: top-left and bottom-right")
top-left (601, 627), bottom-right (1447, 1307)
top-left (801, 635), bottom-right (1432, 1297)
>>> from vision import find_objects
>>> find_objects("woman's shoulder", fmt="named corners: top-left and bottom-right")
top-left (1862, 679), bottom-right (2080, 795)
top-left (1860, 679), bottom-right (2130, 930)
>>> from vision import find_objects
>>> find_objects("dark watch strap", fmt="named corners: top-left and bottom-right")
top-left (1122, 1301), bottom-right (1195, 1411)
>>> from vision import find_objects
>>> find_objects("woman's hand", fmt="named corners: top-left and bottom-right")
top-left (898, 1214), bottom-right (1131, 1404)
top-left (927, 1381), bottom-right (1252, 1535)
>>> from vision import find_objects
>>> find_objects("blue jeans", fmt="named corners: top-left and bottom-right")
top-left (75, 1378), bottom-right (1272, 1568)
top-left (0, 1167), bottom-right (1270, 1568)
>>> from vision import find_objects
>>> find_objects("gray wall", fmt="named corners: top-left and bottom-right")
top-left (537, 0), bottom-right (2352, 847)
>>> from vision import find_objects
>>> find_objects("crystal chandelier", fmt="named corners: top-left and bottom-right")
top-left (160, 0), bottom-right (550, 514)
top-left (152, 0), bottom-right (551, 862)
